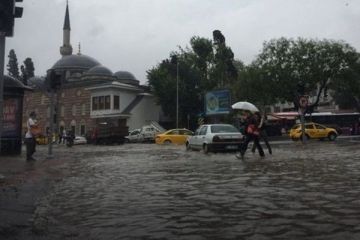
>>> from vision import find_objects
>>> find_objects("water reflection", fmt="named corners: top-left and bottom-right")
top-left (33, 142), bottom-right (360, 239)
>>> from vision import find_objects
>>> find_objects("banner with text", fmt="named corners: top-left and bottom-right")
top-left (205, 90), bottom-right (231, 115)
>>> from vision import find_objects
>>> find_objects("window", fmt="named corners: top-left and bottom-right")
top-left (92, 95), bottom-right (111, 111)
top-left (92, 97), bottom-right (99, 110)
top-left (80, 124), bottom-right (85, 136)
top-left (105, 96), bottom-right (111, 109)
top-left (99, 96), bottom-right (105, 110)
top-left (114, 95), bottom-right (120, 110)
top-left (199, 126), bottom-right (207, 135)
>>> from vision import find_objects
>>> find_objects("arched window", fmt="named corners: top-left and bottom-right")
top-left (80, 119), bottom-right (86, 136)
top-left (70, 120), bottom-right (76, 135)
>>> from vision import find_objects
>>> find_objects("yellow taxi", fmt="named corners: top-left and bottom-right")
top-left (289, 122), bottom-right (338, 141)
top-left (155, 129), bottom-right (193, 145)
top-left (35, 134), bottom-right (57, 145)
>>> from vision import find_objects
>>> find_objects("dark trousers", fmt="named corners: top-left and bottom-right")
top-left (25, 138), bottom-right (36, 159)
top-left (251, 129), bottom-right (272, 154)
top-left (241, 134), bottom-right (265, 157)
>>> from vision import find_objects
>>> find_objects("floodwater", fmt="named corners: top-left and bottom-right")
top-left (18, 141), bottom-right (360, 239)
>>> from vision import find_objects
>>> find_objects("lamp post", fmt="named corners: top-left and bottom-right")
top-left (176, 60), bottom-right (179, 129)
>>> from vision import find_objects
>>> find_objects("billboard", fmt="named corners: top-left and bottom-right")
top-left (2, 98), bottom-right (21, 137)
top-left (205, 90), bottom-right (231, 115)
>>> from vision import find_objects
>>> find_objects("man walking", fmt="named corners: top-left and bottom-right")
top-left (25, 111), bottom-right (38, 161)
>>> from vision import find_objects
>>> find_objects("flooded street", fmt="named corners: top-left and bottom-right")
top-left (3, 140), bottom-right (360, 239)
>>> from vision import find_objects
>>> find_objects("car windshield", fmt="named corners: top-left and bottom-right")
top-left (211, 125), bottom-right (239, 133)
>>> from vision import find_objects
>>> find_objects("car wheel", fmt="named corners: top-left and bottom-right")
top-left (301, 134), bottom-right (310, 141)
top-left (203, 144), bottom-right (209, 154)
top-left (164, 140), bottom-right (172, 144)
top-left (291, 137), bottom-right (299, 141)
top-left (328, 132), bottom-right (337, 141)
top-left (186, 142), bottom-right (191, 151)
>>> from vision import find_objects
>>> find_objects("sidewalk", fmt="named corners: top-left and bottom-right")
top-left (0, 147), bottom-right (66, 237)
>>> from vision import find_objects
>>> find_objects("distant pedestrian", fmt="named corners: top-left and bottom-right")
top-left (25, 111), bottom-right (38, 161)
top-left (62, 129), bottom-right (67, 144)
top-left (58, 130), bottom-right (62, 144)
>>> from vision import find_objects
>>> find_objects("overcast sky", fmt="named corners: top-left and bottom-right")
top-left (5, 0), bottom-right (360, 84)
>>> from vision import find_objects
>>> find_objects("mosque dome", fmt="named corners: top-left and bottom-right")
top-left (86, 65), bottom-right (113, 76)
top-left (51, 54), bottom-right (100, 70)
top-left (114, 71), bottom-right (139, 85)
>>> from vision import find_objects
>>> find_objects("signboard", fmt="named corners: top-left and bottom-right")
top-left (2, 98), bottom-right (20, 137)
top-left (205, 90), bottom-right (231, 115)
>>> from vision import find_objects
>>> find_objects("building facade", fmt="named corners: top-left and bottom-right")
top-left (22, 2), bottom-right (161, 137)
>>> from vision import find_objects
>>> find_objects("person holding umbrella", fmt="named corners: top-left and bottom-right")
top-left (251, 112), bottom-right (272, 155)
top-left (232, 102), bottom-right (265, 159)
top-left (237, 111), bottom-right (265, 159)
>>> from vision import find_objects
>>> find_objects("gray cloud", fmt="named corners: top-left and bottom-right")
top-left (5, 0), bottom-right (360, 83)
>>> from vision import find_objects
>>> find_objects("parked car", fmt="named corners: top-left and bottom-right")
top-left (73, 136), bottom-right (87, 145)
top-left (186, 124), bottom-right (243, 153)
top-left (125, 124), bottom-right (165, 143)
top-left (289, 122), bottom-right (338, 141)
top-left (155, 129), bottom-right (193, 145)
top-left (125, 129), bottom-right (142, 143)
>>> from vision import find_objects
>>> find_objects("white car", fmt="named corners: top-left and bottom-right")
top-left (186, 124), bottom-right (243, 153)
top-left (125, 129), bottom-right (142, 143)
top-left (73, 136), bottom-right (87, 145)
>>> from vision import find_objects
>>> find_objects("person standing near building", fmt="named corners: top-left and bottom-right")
top-left (25, 111), bottom-right (38, 161)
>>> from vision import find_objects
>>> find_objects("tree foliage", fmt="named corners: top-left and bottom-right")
top-left (7, 49), bottom-right (20, 79)
top-left (20, 58), bottom-right (35, 85)
top-left (147, 31), bottom-right (239, 128)
top-left (251, 37), bottom-right (359, 111)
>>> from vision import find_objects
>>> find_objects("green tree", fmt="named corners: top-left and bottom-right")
top-left (7, 49), bottom-right (20, 79)
top-left (20, 57), bottom-right (35, 85)
top-left (330, 58), bottom-right (360, 111)
top-left (211, 30), bottom-right (238, 88)
top-left (253, 37), bottom-right (359, 112)
top-left (233, 64), bottom-right (277, 110)
top-left (147, 54), bottom-right (202, 129)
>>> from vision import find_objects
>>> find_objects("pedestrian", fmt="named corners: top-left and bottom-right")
top-left (238, 111), bottom-right (265, 159)
top-left (58, 130), bottom-right (63, 144)
top-left (62, 129), bottom-right (67, 144)
top-left (251, 112), bottom-right (272, 154)
top-left (25, 111), bottom-right (39, 161)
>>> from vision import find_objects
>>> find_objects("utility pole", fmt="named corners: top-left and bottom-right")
top-left (176, 60), bottom-right (179, 129)
top-left (0, 33), bottom-right (5, 153)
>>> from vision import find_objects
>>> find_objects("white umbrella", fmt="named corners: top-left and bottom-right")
top-left (231, 101), bottom-right (259, 112)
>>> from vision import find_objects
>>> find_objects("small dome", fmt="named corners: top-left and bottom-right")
top-left (52, 54), bottom-right (100, 70)
top-left (114, 71), bottom-right (136, 80)
top-left (86, 65), bottom-right (113, 76)
top-left (114, 71), bottom-right (139, 85)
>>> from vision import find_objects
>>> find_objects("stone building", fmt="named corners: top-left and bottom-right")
top-left (23, 2), bottom-right (161, 137)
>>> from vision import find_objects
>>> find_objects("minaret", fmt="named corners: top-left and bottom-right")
top-left (60, 1), bottom-right (73, 56)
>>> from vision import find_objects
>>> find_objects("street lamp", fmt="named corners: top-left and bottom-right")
top-left (176, 59), bottom-right (179, 129)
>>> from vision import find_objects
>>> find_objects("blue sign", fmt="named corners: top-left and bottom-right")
top-left (205, 90), bottom-right (231, 115)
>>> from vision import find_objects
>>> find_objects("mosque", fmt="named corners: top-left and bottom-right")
top-left (23, 2), bottom-right (162, 137)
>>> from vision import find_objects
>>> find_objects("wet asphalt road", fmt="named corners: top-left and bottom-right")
top-left (3, 139), bottom-right (360, 240)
